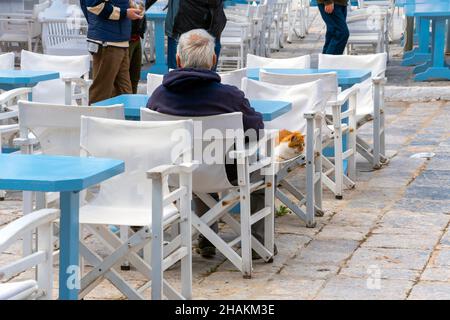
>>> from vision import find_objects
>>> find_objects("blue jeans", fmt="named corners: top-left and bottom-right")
top-left (167, 36), bottom-right (222, 70)
top-left (318, 4), bottom-right (349, 55)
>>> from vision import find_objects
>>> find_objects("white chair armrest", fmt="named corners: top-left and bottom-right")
top-left (304, 111), bottom-right (324, 120)
top-left (372, 76), bottom-right (387, 85)
top-left (61, 77), bottom-right (92, 87)
top-left (327, 85), bottom-right (359, 107)
top-left (0, 209), bottom-right (59, 253)
top-left (0, 88), bottom-right (32, 105)
top-left (13, 136), bottom-right (38, 147)
top-left (147, 161), bottom-right (199, 179)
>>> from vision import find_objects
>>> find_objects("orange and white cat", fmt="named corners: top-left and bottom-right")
top-left (274, 129), bottom-right (305, 161)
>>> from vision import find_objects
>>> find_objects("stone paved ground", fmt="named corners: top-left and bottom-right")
top-left (1, 7), bottom-right (449, 300)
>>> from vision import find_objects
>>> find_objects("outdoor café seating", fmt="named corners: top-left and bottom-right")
top-left (1, 0), bottom-right (450, 302)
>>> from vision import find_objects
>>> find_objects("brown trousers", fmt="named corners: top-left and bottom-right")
top-left (89, 46), bottom-right (132, 104)
top-left (128, 39), bottom-right (142, 94)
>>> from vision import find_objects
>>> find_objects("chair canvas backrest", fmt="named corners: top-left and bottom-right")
top-left (20, 50), bottom-right (90, 104)
top-left (220, 68), bottom-right (247, 89)
top-left (146, 73), bottom-right (164, 95)
top-left (0, 53), bottom-right (14, 70)
top-left (259, 70), bottom-right (339, 103)
top-left (18, 101), bottom-right (124, 156)
top-left (318, 53), bottom-right (387, 113)
top-left (141, 109), bottom-right (244, 193)
top-left (242, 78), bottom-right (323, 133)
top-left (80, 116), bottom-right (193, 210)
top-left (246, 53), bottom-right (311, 69)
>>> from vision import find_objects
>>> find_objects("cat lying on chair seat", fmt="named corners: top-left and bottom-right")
top-left (274, 129), bottom-right (306, 161)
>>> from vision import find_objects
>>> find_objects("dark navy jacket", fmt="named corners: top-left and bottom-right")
top-left (80, 0), bottom-right (131, 42)
top-left (147, 68), bottom-right (264, 134)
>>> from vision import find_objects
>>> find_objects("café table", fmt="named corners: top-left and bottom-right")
top-left (0, 70), bottom-right (60, 97)
top-left (0, 154), bottom-right (124, 300)
top-left (410, 2), bottom-right (450, 81)
top-left (401, 0), bottom-right (448, 67)
top-left (141, 1), bottom-right (168, 78)
top-left (93, 94), bottom-right (293, 122)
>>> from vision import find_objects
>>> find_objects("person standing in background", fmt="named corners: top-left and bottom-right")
top-left (165, 0), bottom-right (227, 70)
top-left (80, 0), bottom-right (142, 104)
top-left (317, 0), bottom-right (349, 55)
top-left (129, 0), bottom-right (156, 93)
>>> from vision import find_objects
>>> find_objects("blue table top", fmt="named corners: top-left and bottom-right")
top-left (405, 2), bottom-right (450, 17)
top-left (247, 68), bottom-right (372, 86)
top-left (145, 1), bottom-right (167, 19)
top-left (94, 94), bottom-right (292, 122)
top-left (0, 154), bottom-right (124, 192)
top-left (0, 70), bottom-right (60, 85)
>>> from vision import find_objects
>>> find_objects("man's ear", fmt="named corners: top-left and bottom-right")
top-left (212, 54), bottom-right (217, 70)
top-left (176, 54), bottom-right (182, 68)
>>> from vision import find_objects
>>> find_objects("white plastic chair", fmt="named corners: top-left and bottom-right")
top-left (246, 53), bottom-right (311, 69)
top-left (0, 208), bottom-right (59, 300)
top-left (40, 16), bottom-right (88, 56)
top-left (259, 70), bottom-right (358, 198)
top-left (287, 0), bottom-right (310, 42)
top-left (220, 21), bottom-right (250, 70)
top-left (0, 52), bottom-right (14, 70)
top-left (141, 109), bottom-right (275, 278)
top-left (78, 116), bottom-right (196, 300)
top-left (20, 50), bottom-right (91, 105)
top-left (0, 1), bottom-right (50, 52)
top-left (241, 78), bottom-right (324, 227)
top-left (146, 73), bottom-right (164, 96)
top-left (346, 6), bottom-right (388, 55)
top-left (220, 68), bottom-right (247, 89)
top-left (319, 53), bottom-right (388, 169)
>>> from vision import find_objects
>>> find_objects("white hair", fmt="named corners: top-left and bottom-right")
top-left (177, 29), bottom-right (216, 69)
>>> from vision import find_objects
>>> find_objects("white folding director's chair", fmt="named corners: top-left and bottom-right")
top-left (20, 50), bottom-right (91, 105)
top-left (15, 101), bottom-right (124, 255)
top-left (146, 73), bottom-right (164, 95)
top-left (246, 53), bottom-right (311, 69)
top-left (141, 109), bottom-right (275, 278)
top-left (0, 208), bottom-right (59, 300)
top-left (220, 68), bottom-right (248, 89)
top-left (258, 70), bottom-right (359, 199)
top-left (242, 78), bottom-right (325, 227)
top-left (319, 53), bottom-right (388, 169)
top-left (0, 52), bottom-right (15, 71)
top-left (78, 116), bottom-right (196, 300)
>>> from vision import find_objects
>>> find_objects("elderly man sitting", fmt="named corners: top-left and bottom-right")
top-left (147, 28), bottom-right (275, 259)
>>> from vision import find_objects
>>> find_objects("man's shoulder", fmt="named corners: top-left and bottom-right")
top-left (215, 82), bottom-right (246, 100)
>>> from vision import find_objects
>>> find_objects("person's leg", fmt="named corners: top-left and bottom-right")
top-left (167, 37), bottom-right (178, 70)
top-left (318, 3), bottom-right (335, 54)
top-left (326, 4), bottom-right (349, 55)
top-left (213, 39), bottom-right (221, 71)
top-left (128, 40), bottom-right (142, 94)
top-left (89, 46), bottom-right (123, 104)
top-left (193, 194), bottom-right (219, 258)
top-left (113, 47), bottom-right (133, 97)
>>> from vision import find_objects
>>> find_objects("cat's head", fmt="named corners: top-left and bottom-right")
top-left (278, 130), bottom-right (305, 153)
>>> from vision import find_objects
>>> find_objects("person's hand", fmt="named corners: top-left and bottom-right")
top-left (325, 3), bottom-right (334, 14)
top-left (127, 8), bottom-right (143, 20)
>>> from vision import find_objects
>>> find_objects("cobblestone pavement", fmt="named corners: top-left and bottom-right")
top-left (1, 8), bottom-right (449, 300)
